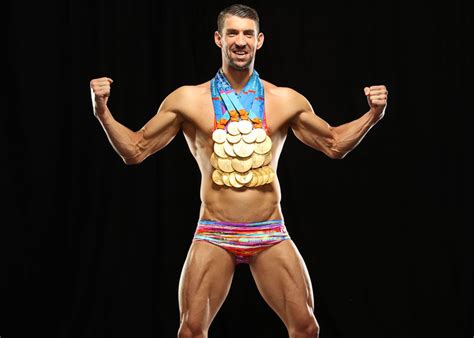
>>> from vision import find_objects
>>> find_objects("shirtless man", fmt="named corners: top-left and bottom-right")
top-left (90, 4), bottom-right (387, 338)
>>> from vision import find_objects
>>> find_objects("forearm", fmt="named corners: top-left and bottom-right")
top-left (96, 107), bottom-right (143, 163)
top-left (332, 109), bottom-right (383, 158)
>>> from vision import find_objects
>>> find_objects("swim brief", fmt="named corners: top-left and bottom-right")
top-left (193, 219), bottom-right (291, 264)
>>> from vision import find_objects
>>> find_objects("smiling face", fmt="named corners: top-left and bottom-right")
top-left (214, 15), bottom-right (264, 71)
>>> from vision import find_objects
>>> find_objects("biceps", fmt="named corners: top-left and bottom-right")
top-left (139, 110), bottom-right (182, 154)
top-left (290, 111), bottom-right (335, 151)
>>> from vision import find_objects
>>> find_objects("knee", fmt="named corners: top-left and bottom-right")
top-left (177, 317), bottom-right (207, 338)
top-left (289, 316), bottom-right (320, 338)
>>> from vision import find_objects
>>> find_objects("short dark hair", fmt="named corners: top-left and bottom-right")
top-left (217, 4), bottom-right (260, 34)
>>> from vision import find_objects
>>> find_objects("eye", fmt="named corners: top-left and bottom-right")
top-left (244, 30), bottom-right (255, 38)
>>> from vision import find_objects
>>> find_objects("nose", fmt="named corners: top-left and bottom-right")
top-left (235, 33), bottom-right (246, 47)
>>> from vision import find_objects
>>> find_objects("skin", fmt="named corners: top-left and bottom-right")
top-left (90, 14), bottom-right (387, 338)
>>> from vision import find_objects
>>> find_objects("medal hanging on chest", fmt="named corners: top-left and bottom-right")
top-left (210, 69), bottom-right (275, 188)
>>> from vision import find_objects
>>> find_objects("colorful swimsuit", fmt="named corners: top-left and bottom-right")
top-left (193, 219), bottom-right (291, 264)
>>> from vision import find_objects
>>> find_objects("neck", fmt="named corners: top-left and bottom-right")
top-left (221, 64), bottom-right (254, 93)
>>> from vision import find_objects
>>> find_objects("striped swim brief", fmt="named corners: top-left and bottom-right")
top-left (193, 219), bottom-right (291, 265)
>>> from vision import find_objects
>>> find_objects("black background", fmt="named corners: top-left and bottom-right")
top-left (3, 1), bottom-right (472, 338)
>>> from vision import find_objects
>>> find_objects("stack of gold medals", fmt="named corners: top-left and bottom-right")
top-left (210, 112), bottom-right (274, 188)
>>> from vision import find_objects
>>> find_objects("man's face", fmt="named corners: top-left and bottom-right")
top-left (215, 15), bottom-right (264, 71)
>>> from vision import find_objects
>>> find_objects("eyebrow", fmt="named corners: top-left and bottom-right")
top-left (226, 29), bottom-right (256, 35)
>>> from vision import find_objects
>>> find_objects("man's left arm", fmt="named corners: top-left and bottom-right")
top-left (289, 85), bottom-right (388, 159)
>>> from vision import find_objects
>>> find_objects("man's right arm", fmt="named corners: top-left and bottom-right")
top-left (90, 77), bottom-right (185, 164)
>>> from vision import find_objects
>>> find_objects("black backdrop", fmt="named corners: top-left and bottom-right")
top-left (3, 1), bottom-right (472, 338)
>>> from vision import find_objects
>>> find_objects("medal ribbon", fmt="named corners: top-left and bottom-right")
top-left (211, 69), bottom-right (267, 131)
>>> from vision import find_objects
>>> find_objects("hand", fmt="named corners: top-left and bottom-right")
top-left (364, 85), bottom-right (388, 118)
top-left (90, 77), bottom-right (113, 117)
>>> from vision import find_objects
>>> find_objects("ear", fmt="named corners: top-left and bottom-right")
top-left (256, 32), bottom-right (264, 50)
top-left (214, 31), bottom-right (223, 48)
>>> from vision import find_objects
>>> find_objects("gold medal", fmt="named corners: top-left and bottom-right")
top-left (242, 129), bottom-right (257, 143)
top-left (231, 156), bottom-right (253, 173)
top-left (210, 152), bottom-right (219, 169)
top-left (251, 152), bottom-right (266, 168)
top-left (245, 169), bottom-right (259, 187)
top-left (263, 151), bottom-right (272, 166)
top-left (223, 140), bottom-right (236, 157)
top-left (217, 157), bottom-right (234, 173)
top-left (254, 135), bottom-right (272, 154)
top-left (254, 128), bottom-right (267, 143)
top-left (226, 133), bottom-right (242, 144)
top-left (237, 120), bottom-right (253, 134)
top-left (213, 142), bottom-right (228, 158)
top-left (212, 129), bottom-right (227, 143)
top-left (267, 167), bottom-right (275, 183)
top-left (212, 169), bottom-right (224, 185)
top-left (258, 166), bottom-right (268, 185)
top-left (256, 168), bottom-right (266, 186)
top-left (221, 172), bottom-right (231, 187)
top-left (229, 172), bottom-right (244, 188)
top-left (235, 170), bottom-right (253, 185)
top-left (226, 121), bottom-right (240, 135)
top-left (262, 166), bottom-right (274, 184)
top-left (233, 140), bottom-right (254, 158)
top-left (211, 114), bottom-right (271, 188)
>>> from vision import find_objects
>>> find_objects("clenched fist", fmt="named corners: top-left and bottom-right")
top-left (90, 77), bottom-right (113, 117)
top-left (364, 85), bottom-right (388, 118)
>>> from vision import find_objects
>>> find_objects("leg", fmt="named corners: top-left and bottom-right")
top-left (177, 240), bottom-right (235, 338)
top-left (249, 239), bottom-right (320, 338)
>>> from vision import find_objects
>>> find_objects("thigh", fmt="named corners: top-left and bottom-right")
top-left (249, 239), bottom-right (316, 328)
top-left (178, 240), bottom-right (236, 326)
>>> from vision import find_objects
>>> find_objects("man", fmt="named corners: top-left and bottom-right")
top-left (90, 4), bottom-right (387, 338)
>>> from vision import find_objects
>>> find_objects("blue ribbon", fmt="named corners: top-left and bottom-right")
top-left (211, 69), bottom-right (265, 129)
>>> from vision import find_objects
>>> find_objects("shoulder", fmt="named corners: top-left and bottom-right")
top-left (168, 81), bottom-right (210, 100)
top-left (261, 79), bottom-right (310, 110)
top-left (160, 81), bottom-right (210, 110)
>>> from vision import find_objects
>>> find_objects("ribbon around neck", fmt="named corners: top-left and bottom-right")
top-left (211, 69), bottom-right (267, 131)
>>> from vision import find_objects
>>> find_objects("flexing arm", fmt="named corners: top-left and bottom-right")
top-left (289, 86), bottom-right (388, 159)
top-left (90, 77), bottom-right (184, 164)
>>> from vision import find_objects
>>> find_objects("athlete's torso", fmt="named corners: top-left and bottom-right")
top-left (179, 79), bottom-right (297, 222)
